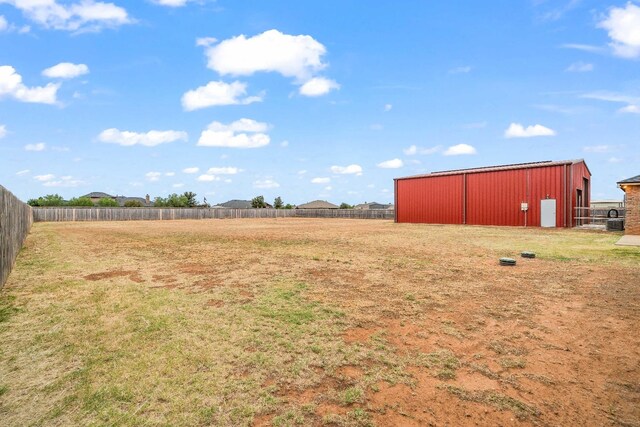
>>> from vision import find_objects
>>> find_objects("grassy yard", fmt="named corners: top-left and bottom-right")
top-left (0, 219), bottom-right (639, 426)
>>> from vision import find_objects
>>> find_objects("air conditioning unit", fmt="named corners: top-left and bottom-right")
top-left (606, 219), bottom-right (625, 231)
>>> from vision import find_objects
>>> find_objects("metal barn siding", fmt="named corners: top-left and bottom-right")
top-left (571, 161), bottom-right (592, 227)
top-left (394, 160), bottom-right (590, 227)
top-left (395, 175), bottom-right (463, 224)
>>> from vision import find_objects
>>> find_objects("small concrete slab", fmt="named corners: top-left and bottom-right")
top-left (615, 235), bottom-right (640, 246)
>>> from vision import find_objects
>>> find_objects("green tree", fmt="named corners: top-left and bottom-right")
top-left (274, 196), bottom-right (283, 209)
top-left (28, 194), bottom-right (65, 206)
top-left (97, 197), bottom-right (119, 207)
top-left (67, 197), bottom-right (95, 207)
top-left (284, 204), bottom-right (294, 209)
top-left (123, 200), bottom-right (144, 207)
top-left (251, 195), bottom-right (266, 208)
top-left (183, 191), bottom-right (198, 207)
top-left (153, 197), bottom-right (168, 207)
top-left (339, 203), bottom-right (353, 209)
top-left (166, 193), bottom-right (189, 207)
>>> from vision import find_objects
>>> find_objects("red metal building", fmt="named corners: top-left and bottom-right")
top-left (394, 160), bottom-right (591, 227)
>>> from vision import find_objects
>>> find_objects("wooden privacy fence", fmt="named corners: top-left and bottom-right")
top-left (0, 185), bottom-right (33, 288)
top-left (33, 207), bottom-right (395, 222)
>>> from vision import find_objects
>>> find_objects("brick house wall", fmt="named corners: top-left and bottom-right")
top-left (624, 185), bottom-right (640, 235)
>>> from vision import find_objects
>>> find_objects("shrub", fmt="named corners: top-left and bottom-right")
top-left (67, 197), bottom-right (95, 207)
top-left (97, 197), bottom-right (119, 207)
top-left (123, 200), bottom-right (144, 208)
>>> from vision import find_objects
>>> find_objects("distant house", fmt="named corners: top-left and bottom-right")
top-left (354, 201), bottom-right (392, 210)
top-left (217, 200), bottom-right (253, 209)
top-left (81, 192), bottom-right (151, 207)
top-left (83, 192), bottom-right (115, 204)
top-left (297, 200), bottom-right (339, 209)
top-left (216, 199), bottom-right (274, 209)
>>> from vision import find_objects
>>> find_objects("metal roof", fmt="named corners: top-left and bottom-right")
top-left (617, 175), bottom-right (640, 185)
top-left (395, 159), bottom-right (589, 180)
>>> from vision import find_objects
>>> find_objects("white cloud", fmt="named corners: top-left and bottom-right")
top-left (280, 140), bottom-right (289, 147)
top-left (25, 142), bottom-right (46, 151)
top-left (403, 145), bottom-right (418, 155)
top-left (504, 123), bottom-right (556, 138)
top-left (609, 156), bottom-right (623, 163)
top-left (298, 170), bottom-right (307, 175)
top-left (34, 174), bottom-right (55, 182)
top-left (324, 186), bottom-right (332, 191)
top-left (254, 179), bottom-right (280, 189)
top-left (370, 123), bottom-right (383, 131)
top-left (197, 174), bottom-right (220, 182)
top-left (449, 66), bottom-right (472, 74)
top-left (204, 29), bottom-right (328, 81)
top-left (42, 62), bottom-right (89, 79)
top-left (16, 169), bottom-right (30, 175)
top-left (197, 118), bottom-right (271, 148)
top-left (598, 3), bottom-right (640, 58)
top-left (377, 158), bottom-right (403, 169)
top-left (183, 167), bottom-right (200, 174)
top-left (165, 172), bottom-right (175, 177)
top-left (207, 167), bottom-right (241, 175)
top-left (443, 144), bottom-right (477, 156)
top-left (151, 0), bottom-right (191, 7)
top-left (384, 103), bottom-right (392, 112)
top-left (98, 128), bottom-right (187, 147)
top-left (583, 145), bottom-right (612, 153)
top-left (145, 172), bottom-right (162, 182)
top-left (0, 15), bottom-right (7, 31)
top-left (181, 80), bottom-right (263, 111)
top-left (172, 183), bottom-right (184, 188)
top-left (1, 0), bottom-right (131, 32)
top-left (299, 77), bottom-right (339, 96)
top-left (0, 124), bottom-right (6, 139)
top-left (0, 66), bottom-right (59, 104)
top-left (311, 177), bottom-right (330, 184)
top-left (43, 175), bottom-right (83, 187)
top-left (330, 164), bottom-right (362, 175)
top-left (582, 91), bottom-right (639, 104)
top-left (619, 104), bottom-right (640, 114)
top-left (403, 145), bottom-right (442, 155)
top-left (196, 36), bottom-right (217, 47)
top-left (565, 62), bottom-right (593, 72)
top-left (560, 43), bottom-right (606, 53)
top-left (0, 0), bottom-right (134, 32)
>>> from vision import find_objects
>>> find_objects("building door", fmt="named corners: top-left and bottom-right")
top-left (576, 189), bottom-right (583, 226)
top-left (541, 199), bottom-right (556, 227)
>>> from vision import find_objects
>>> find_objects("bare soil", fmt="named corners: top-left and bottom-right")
top-left (0, 218), bottom-right (638, 426)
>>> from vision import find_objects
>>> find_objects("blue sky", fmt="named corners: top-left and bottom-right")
top-left (1, 0), bottom-right (638, 205)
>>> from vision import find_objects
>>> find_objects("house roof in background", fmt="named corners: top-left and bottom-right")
top-left (82, 192), bottom-right (114, 199)
top-left (218, 199), bottom-right (253, 209)
top-left (617, 175), bottom-right (640, 185)
top-left (297, 200), bottom-right (339, 209)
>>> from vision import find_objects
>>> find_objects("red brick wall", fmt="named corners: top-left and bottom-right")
top-left (625, 185), bottom-right (640, 235)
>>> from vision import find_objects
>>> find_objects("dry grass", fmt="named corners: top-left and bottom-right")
top-left (0, 218), bottom-right (639, 426)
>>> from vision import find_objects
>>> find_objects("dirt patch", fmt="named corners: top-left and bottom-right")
top-left (337, 365), bottom-right (363, 380)
top-left (343, 327), bottom-right (377, 344)
top-left (205, 299), bottom-right (224, 308)
top-left (84, 269), bottom-right (144, 283)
